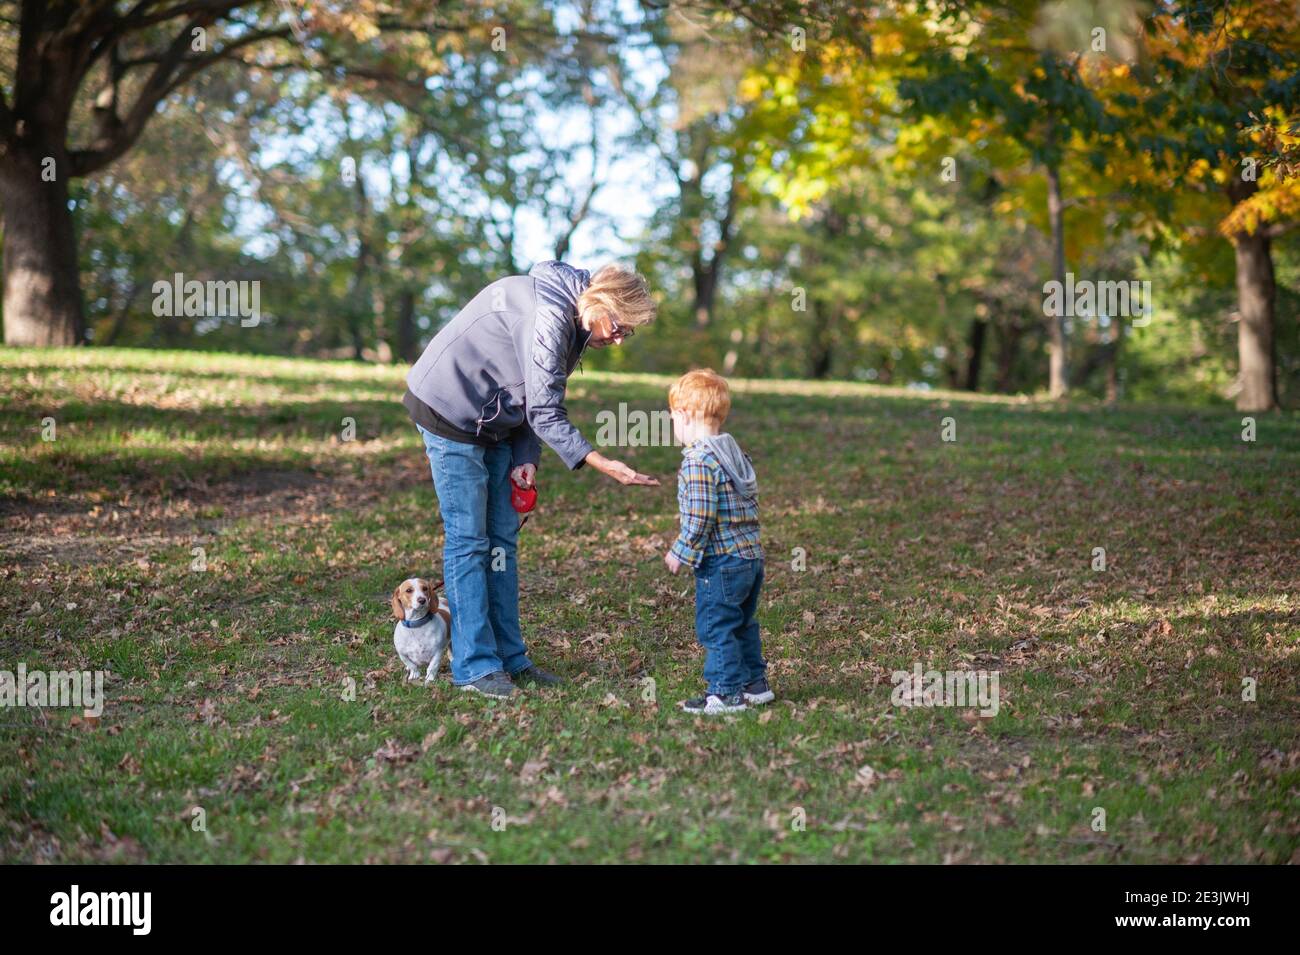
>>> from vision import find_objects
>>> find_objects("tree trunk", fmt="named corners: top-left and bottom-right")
top-left (1229, 221), bottom-right (1277, 411)
top-left (691, 256), bottom-right (716, 328)
top-left (964, 317), bottom-right (988, 391)
top-left (994, 316), bottom-right (1025, 393)
top-left (876, 350), bottom-right (894, 385)
top-left (688, 170), bottom-right (738, 328)
top-left (1044, 160), bottom-right (1069, 397)
top-left (808, 299), bottom-right (835, 379)
top-left (346, 152), bottom-right (371, 362)
top-left (1105, 315), bottom-right (1122, 405)
top-left (100, 280), bottom-right (142, 346)
top-left (0, 150), bottom-right (86, 346)
top-left (396, 288), bottom-right (418, 363)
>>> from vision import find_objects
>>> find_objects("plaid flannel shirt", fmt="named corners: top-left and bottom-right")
top-left (670, 444), bottom-right (763, 569)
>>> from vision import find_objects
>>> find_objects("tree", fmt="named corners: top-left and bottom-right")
top-left (726, 1), bottom-right (1136, 395)
top-left (896, 0), bottom-right (1133, 398)
top-left (1115, 0), bottom-right (1300, 410)
top-left (0, 0), bottom-right (557, 347)
top-left (610, 4), bottom-right (758, 330)
top-left (0, 1), bottom-right (291, 344)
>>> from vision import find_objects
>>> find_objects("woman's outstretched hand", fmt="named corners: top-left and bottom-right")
top-left (584, 451), bottom-right (660, 486)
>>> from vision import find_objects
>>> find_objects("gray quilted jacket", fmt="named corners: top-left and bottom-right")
top-left (405, 260), bottom-right (594, 470)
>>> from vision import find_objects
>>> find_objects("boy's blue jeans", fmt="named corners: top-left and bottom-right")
top-left (694, 553), bottom-right (766, 695)
top-left (418, 426), bottom-right (532, 685)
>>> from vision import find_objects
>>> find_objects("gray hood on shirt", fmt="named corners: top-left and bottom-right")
top-left (694, 433), bottom-right (758, 499)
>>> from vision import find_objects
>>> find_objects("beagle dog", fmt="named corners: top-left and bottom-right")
top-left (391, 578), bottom-right (452, 683)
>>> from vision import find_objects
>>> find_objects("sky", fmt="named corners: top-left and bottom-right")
top-left (234, 0), bottom-right (678, 275)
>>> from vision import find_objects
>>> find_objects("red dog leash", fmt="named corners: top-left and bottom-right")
top-left (511, 475), bottom-right (537, 530)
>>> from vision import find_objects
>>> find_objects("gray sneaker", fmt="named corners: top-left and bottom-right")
top-left (742, 678), bottom-right (775, 705)
top-left (513, 665), bottom-right (562, 688)
top-left (459, 671), bottom-right (516, 699)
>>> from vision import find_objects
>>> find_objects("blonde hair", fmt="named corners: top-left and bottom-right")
top-left (578, 264), bottom-right (656, 329)
top-left (668, 368), bottom-right (731, 428)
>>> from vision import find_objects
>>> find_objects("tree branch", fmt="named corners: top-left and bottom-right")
top-left (86, 1), bottom-right (249, 69)
top-left (70, 22), bottom-right (293, 176)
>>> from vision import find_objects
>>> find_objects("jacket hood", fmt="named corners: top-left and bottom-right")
top-left (692, 433), bottom-right (758, 500)
top-left (529, 260), bottom-right (591, 305)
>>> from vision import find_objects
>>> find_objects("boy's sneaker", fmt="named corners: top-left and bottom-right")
top-left (679, 692), bottom-right (748, 715)
top-left (459, 671), bottom-right (516, 699)
top-left (742, 678), bottom-right (774, 705)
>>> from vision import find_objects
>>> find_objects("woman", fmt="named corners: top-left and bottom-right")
top-left (403, 260), bottom-right (659, 698)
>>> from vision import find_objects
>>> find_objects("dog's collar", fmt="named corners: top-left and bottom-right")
top-left (400, 612), bottom-right (434, 629)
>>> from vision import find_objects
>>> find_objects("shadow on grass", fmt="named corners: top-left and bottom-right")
top-left (1, 396), bottom-right (418, 499)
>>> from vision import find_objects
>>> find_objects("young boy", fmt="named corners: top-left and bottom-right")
top-left (664, 369), bottom-right (772, 714)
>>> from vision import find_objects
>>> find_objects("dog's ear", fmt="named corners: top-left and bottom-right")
top-left (423, 577), bottom-right (440, 594)
top-left (391, 585), bottom-right (406, 621)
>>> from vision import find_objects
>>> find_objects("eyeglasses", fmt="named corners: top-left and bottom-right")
top-left (606, 316), bottom-right (634, 341)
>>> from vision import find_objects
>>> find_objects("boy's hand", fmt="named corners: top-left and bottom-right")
top-left (664, 551), bottom-right (682, 575)
top-left (510, 463), bottom-right (536, 489)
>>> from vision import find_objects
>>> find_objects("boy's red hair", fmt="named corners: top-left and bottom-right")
top-left (668, 368), bottom-right (731, 428)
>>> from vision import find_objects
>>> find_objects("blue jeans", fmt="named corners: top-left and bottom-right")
top-left (418, 426), bottom-right (532, 684)
top-left (694, 553), bottom-right (766, 695)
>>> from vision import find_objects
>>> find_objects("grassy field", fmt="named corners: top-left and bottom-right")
top-left (1, 347), bottom-right (1297, 864)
